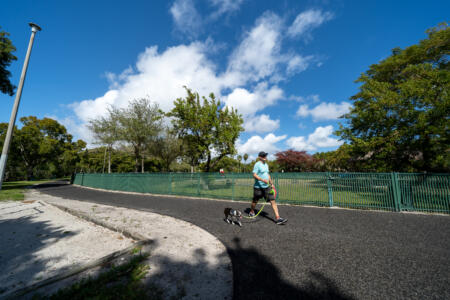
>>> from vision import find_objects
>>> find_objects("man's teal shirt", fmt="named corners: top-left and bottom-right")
top-left (253, 161), bottom-right (270, 188)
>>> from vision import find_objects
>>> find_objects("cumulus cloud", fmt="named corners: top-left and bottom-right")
top-left (237, 133), bottom-right (287, 159)
top-left (296, 101), bottom-right (351, 121)
top-left (286, 125), bottom-right (342, 151)
top-left (68, 8), bottom-right (332, 143)
top-left (244, 114), bottom-right (280, 133)
top-left (223, 82), bottom-right (283, 133)
top-left (71, 42), bottom-right (222, 124)
top-left (170, 0), bottom-right (202, 38)
top-left (287, 9), bottom-right (333, 39)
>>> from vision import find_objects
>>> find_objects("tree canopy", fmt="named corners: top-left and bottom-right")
top-left (167, 87), bottom-right (244, 172)
top-left (0, 27), bottom-right (17, 96)
top-left (337, 23), bottom-right (450, 172)
top-left (0, 116), bottom-right (86, 180)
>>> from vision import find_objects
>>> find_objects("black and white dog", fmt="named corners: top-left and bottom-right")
top-left (224, 208), bottom-right (242, 227)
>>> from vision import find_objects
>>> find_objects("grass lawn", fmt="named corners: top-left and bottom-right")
top-left (0, 179), bottom-right (68, 201)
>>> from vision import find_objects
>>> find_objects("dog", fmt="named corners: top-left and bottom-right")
top-left (224, 207), bottom-right (242, 227)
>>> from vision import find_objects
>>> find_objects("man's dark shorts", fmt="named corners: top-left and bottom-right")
top-left (253, 187), bottom-right (275, 203)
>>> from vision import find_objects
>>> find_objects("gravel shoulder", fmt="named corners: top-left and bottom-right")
top-left (20, 189), bottom-right (233, 300)
top-left (0, 197), bottom-right (134, 297)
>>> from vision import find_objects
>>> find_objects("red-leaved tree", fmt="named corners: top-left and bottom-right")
top-left (275, 149), bottom-right (317, 172)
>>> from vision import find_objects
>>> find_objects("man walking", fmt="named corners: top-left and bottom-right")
top-left (249, 151), bottom-right (287, 225)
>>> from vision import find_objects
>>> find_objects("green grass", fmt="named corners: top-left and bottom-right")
top-left (0, 179), bottom-right (67, 201)
top-left (32, 251), bottom-right (164, 300)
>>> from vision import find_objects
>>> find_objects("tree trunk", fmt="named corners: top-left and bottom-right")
top-left (141, 156), bottom-right (144, 173)
top-left (134, 147), bottom-right (140, 172)
top-left (108, 146), bottom-right (111, 173)
top-left (102, 147), bottom-right (107, 174)
top-left (206, 152), bottom-right (211, 172)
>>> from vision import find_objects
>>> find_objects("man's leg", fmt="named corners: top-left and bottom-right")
top-left (270, 200), bottom-right (280, 220)
top-left (250, 200), bottom-right (257, 213)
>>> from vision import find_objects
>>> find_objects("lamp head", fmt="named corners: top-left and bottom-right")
top-left (29, 23), bottom-right (42, 33)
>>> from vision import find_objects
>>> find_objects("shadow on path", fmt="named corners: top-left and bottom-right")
top-left (228, 237), bottom-right (353, 300)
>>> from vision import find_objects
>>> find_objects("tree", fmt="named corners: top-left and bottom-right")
top-left (0, 117), bottom-right (86, 180)
top-left (114, 98), bottom-right (164, 172)
top-left (275, 149), bottom-right (317, 172)
top-left (337, 23), bottom-right (450, 172)
top-left (0, 27), bottom-right (17, 96)
top-left (87, 112), bottom-right (120, 173)
top-left (168, 87), bottom-right (244, 172)
top-left (152, 127), bottom-right (183, 172)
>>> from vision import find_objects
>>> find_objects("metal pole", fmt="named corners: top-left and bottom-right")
top-left (0, 23), bottom-right (41, 191)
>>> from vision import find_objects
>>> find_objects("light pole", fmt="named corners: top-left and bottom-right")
top-left (0, 23), bottom-right (41, 191)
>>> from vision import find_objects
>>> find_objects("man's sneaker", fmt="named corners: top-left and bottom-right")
top-left (275, 217), bottom-right (287, 225)
top-left (248, 211), bottom-right (256, 217)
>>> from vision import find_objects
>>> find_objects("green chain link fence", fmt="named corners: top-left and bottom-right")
top-left (72, 172), bottom-right (450, 214)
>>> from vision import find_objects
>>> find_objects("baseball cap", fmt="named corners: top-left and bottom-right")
top-left (258, 151), bottom-right (268, 158)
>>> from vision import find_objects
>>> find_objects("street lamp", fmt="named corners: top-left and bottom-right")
top-left (0, 23), bottom-right (42, 191)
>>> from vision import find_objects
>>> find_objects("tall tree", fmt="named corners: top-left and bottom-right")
top-left (167, 87), bottom-right (244, 172)
top-left (115, 98), bottom-right (164, 172)
top-left (0, 27), bottom-right (17, 96)
top-left (87, 112), bottom-right (120, 173)
top-left (337, 23), bottom-right (450, 172)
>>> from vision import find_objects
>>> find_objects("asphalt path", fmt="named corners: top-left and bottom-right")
top-left (36, 182), bottom-right (450, 300)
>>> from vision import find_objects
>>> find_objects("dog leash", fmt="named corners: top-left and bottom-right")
top-left (242, 202), bottom-right (268, 219)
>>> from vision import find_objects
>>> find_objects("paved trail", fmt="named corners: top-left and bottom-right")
top-left (37, 182), bottom-right (450, 300)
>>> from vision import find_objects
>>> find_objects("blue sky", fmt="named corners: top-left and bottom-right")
top-left (1, 0), bottom-right (448, 159)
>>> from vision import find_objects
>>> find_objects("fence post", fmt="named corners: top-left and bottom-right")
top-left (197, 173), bottom-right (201, 196)
top-left (326, 172), bottom-right (334, 207)
top-left (81, 173), bottom-right (84, 186)
top-left (390, 172), bottom-right (401, 212)
top-left (232, 174), bottom-right (235, 200)
top-left (168, 173), bottom-right (172, 194)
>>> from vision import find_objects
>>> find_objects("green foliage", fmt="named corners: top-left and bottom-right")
top-left (168, 87), bottom-right (244, 172)
top-left (0, 27), bottom-right (17, 96)
top-left (152, 127), bottom-right (183, 171)
top-left (112, 98), bottom-right (164, 172)
top-left (0, 117), bottom-right (87, 181)
top-left (337, 23), bottom-right (450, 172)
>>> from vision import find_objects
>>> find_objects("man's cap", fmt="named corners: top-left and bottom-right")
top-left (258, 151), bottom-right (268, 157)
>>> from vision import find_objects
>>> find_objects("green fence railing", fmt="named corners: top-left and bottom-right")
top-left (72, 172), bottom-right (450, 214)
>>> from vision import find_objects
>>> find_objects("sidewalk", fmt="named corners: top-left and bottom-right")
top-left (0, 189), bottom-right (232, 299)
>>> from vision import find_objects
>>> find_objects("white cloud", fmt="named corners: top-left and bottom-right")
top-left (209, 0), bottom-right (244, 17)
top-left (237, 133), bottom-right (287, 159)
top-left (285, 136), bottom-right (316, 152)
top-left (223, 82), bottom-right (283, 116)
top-left (286, 55), bottom-right (314, 74)
top-left (170, 0), bottom-right (202, 38)
top-left (223, 83), bottom-right (283, 133)
top-left (244, 114), bottom-right (280, 133)
top-left (68, 8), bottom-right (332, 143)
top-left (227, 12), bottom-right (283, 83)
top-left (287, 9), bottom-right (333, 39)
top-left (296, 101), bottom-right (351, 121)
top-left (286, 125), bottom-right (342, 151)
top-left (308, 126), bottom-right (342, 148)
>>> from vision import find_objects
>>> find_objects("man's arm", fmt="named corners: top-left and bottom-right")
top-left (253, 172), bottom-right (269, 184)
